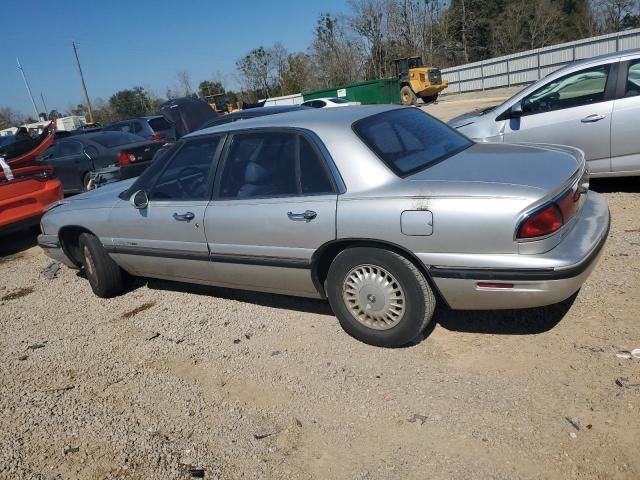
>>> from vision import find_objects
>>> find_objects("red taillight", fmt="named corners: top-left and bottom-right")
top-left (517, 204), bottom-right (563, 239)
top-left (150, 133), bottom-right (165, 141)
top-left (556, 185), bottom-right (581, 223)
top-left (118, 151), bottom-right (136, 165)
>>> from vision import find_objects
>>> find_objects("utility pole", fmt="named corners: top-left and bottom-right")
top-left (16, 58), bottom-right (40, 119)
top-left (72, 41), bottom-right (95, 124)
top-left (40, 93), bottom-right (48, 116)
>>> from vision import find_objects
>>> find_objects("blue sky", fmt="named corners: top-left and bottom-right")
top-left (1, 0), bottom-right (348, 116)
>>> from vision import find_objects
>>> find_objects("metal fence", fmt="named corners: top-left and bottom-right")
top-left (441, 28), bottom-right (640, 94)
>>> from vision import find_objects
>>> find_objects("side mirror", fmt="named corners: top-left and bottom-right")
top-left (130, 190), bottom-right (148, 209)
top-left (509, 101), bottom-right (523, 118)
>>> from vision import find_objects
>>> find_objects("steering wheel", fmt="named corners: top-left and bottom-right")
top-left (176, 166), bottom-right (207, 197)
top-left (541, 92), bottom-right (560, 111)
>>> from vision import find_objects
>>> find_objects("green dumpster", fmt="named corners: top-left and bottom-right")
top-left (303, 78), bottom-right (401, 105)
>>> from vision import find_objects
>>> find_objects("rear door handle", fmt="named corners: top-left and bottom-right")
top-left (581, 114), bottom-right (606, 123)
top-left (287, 210), bottom-right (317, 222)
top-left (173, 211), bottom-right (195, 222)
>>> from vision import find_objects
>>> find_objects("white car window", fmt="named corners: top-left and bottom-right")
top-left (626, 61), bottom-right (640, 97)
top-left (522, 65), bottom-right (610, 114)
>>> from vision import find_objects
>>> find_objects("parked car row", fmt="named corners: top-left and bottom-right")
top-left (36, 131), bottom-right (165, 193)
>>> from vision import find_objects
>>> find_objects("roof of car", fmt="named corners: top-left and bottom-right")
top-left (69, 131), bottom-right (139, 143)
top-left (191, 104), bottom-right (402, 137)
top-left (562, 47), bottom-right (640, 70)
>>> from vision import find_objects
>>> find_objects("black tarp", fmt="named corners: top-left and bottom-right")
top-left (158, 97), bottom-right (218, 140)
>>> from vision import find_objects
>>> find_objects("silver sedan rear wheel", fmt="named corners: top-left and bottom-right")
top-left (342, 264), bottom-right (406, 330)
top-left (326, 247), bottom-right (436, 347)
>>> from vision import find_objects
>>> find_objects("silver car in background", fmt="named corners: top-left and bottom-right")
top-left (449, 49), bottom-right (640, 177)
top-left (38, 106), bottom-right (609, 347)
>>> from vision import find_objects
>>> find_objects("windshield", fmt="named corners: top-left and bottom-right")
top-left (329, 98), bottom-right (350, 104)
top-left (353, 108), bottom-right (472, 177)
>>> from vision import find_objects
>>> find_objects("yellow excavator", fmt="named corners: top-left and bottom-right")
top-left (393, 56), bottom-right (448, 105)
top-left (205, 93), bottom-right (238, 114)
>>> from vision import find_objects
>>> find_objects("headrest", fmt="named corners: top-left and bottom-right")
top-left (244, 161), bottom-right (270, 184)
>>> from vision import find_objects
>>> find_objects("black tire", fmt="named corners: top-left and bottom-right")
top-left (326, 247), bottom-right (436, 347)
top-left (78, 233), bottom-right (124, 298)
top-left (400, 86), bottom-right (417, 106)
top-left (421, 93), bottom-right (439, 104)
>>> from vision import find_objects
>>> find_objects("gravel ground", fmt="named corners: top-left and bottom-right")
top-left (1, 92), bottom-right (639, 479)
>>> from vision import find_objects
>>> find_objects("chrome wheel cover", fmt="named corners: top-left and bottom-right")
top-left (342, 264), bottom-right (406, 330)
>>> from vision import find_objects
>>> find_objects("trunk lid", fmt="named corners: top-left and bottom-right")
top-left (408, 142), bottom-right (583, 199)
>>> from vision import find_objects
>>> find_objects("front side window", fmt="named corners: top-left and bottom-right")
top-left (522, 65), bottom-right (610, 114)
top-left (625, 61), bottom-right (640, 97)
top-left (149, 136), bottom-right (222, 201)
top-left (353, 108), bottom-right (472, 177)
top-left (218, 131), bottom-right (334, 199)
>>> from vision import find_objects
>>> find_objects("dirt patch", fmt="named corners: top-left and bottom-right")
top-left (1, 286), bottom-right (34, 301)
top-left (120, 300), bottom-right (156, 319)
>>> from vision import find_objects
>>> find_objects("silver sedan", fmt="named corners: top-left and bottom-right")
top-left (449, 49), bottom-right (640, 178)
top-left (38, 106), bottom-right (609, 347)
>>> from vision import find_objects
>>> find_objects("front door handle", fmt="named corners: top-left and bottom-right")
top-left (581, 114), bottom-right (606, 123)
top-left (173, 211), bottom-right (195, 222)
top-left (287, 210), bottom-right (317, 222)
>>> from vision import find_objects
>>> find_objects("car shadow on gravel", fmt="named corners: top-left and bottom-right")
top-left (145, 278), bottom-right (335, 316)
top-left (590, 177), bottom-right (640, 193)
top-left (0, 230), bottom-right (38, 259)
top-left (436, 292), bottom-right (578, 335)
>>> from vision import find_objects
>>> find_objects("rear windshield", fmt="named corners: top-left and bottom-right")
top-left (92, 132), bottom-right (143, 148)
top-left (329, 98), bottom-right (350, 104)
top-left (353, 108), bottom-right (472, 177)
top-left (148, 117), bottom-right (171, 131)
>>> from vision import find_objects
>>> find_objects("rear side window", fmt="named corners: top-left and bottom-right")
top-left (353, 108), bottom-right (472, 177)
top-left (106, 122), bottom-right (131, 133)
top-left (57, 141), bottom-right (83, 156)
top-left (218, 131), bottom-right (334, 199)
top-left (148, 117), bottom-right (171, 131)
top-left (131, 121), bottom-right (143, 134)
top-left (92, 132), bottom-right (143, 148)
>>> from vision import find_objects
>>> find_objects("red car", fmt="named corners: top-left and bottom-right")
top-left (0, 125), bottom-right (63, 235)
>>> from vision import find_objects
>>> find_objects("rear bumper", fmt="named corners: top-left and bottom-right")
top-left (37, 234), bottom-right (77, 268)
top-left (426, 191), bottom-right (610, 310)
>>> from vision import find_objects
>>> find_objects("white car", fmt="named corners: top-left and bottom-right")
top-left (301, 97), bottom-right (361, 108)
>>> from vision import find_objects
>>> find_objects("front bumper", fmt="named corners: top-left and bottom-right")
top-left (37, 234), bottom-right (78, 268)
top-left (426, 191), bottom-right (610, 310)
